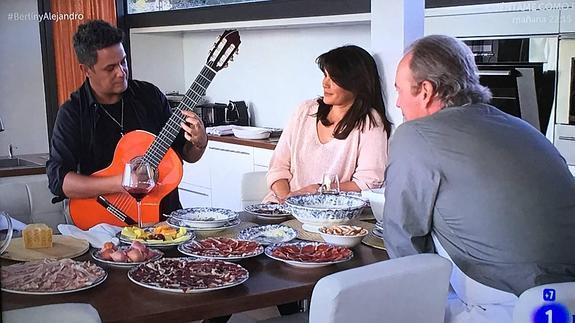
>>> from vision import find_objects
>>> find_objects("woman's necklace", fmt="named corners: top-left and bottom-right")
top-left (100, 99), bottom-right (124, 136)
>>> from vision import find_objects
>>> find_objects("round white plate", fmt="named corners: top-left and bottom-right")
top-left (91, 247), bottom-right (163, 268)
top-left (167, 217), bottom-right (240, 232)
top-left (264, 242), bottom-right (353, 268)
top-left (244, 204), bottom-right (291, 220)
top-left (127, 257), bottom-right (249, 293)
top-left (237, 224), bottom-right (297, 245)
top-left (177, 240), bottom-right (264, 261)
top-left (232, 126), bottom-right (271, 140)
top-left (168, 207), bottom-right (239, 228)
top-left (117, 230), bottom-right (194, 248)
top-left (2, 271), bottom-right (107, 295)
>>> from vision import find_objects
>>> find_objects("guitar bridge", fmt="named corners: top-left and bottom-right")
top-left (96, 196), bottom-right (137, 226)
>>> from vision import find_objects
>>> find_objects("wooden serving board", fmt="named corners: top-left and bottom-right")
top-left (1, 235), bottom-right (90, 261)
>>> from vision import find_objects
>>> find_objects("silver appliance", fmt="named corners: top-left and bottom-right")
top-left (554, 35), bottom-right (575, 170)
top-left (464, 37), bottom-right (557, 134)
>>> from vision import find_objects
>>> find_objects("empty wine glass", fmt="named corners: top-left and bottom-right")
top-left (122, 158), bottom-right (156, 228)
top-left (318, 173), bottom-right (340, 194)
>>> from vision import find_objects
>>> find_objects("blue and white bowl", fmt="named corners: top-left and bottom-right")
top-left (285, 193), bottom-right (367, 228)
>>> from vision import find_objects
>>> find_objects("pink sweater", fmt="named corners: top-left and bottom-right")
top-left (264, 99), bottom-right (388, 203)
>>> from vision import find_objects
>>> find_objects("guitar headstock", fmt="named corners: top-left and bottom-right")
top-left (206, 29), bottom-right (241, 71)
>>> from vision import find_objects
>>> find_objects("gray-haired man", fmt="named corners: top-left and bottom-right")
top-left (383, 34), bottom-right (575, 323)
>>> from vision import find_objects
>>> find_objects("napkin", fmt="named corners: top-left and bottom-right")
top-left (58, 223), bottom-right (122, 249)
top-left (206, 125), bottom-right (234, 136)
top-left (0, 214), bottom-right (27, 231)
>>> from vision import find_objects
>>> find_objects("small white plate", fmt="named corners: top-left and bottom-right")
top-left (232, 126), bottom-right (271, 140)
top-left (237, 224), bottom-right (297, 245)
top-left (168, 208), bottom-right (239, 228)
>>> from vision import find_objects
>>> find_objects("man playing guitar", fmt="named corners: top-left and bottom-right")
top-left (47, 20), bottom-right (208, 227)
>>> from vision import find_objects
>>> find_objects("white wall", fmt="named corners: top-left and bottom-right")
top-left (0, 0), bottom-right (48, 155)
top-left (131, 24), bottom-right (370, 129)
top-left (130, 32), bottom-right (186, 94)
top-left (183, 25), bottom-right (370, 128)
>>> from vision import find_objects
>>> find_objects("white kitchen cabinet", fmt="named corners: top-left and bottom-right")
top-left (181, 144), bottom-right (211, 189)
top-left (178, 183), bottom-right (211, 208)
top-left (178, 140), bottom-right (275, 210)
top-left (253, 147), bottom-right (274, 170)
top-left (209, 141), bottom-right (254, 211)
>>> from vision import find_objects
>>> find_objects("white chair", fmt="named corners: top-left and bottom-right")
top-left (240, 171), bottom-right (268, 208)
top-left (263, 253), bottom-right (452, 323)
top-left (2, 303), bottom-right (102, 323)
top-left (513, 282), bottom-right (575, 323)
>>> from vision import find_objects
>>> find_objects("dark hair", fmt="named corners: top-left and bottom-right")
top-left (407, 35), bottom-right (492, 107)
top-left (73, 20), bottom-right (124, 67)
top-left (315, 45), bottom-right (391, 139)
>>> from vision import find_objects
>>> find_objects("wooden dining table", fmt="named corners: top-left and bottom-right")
top-left (1, 212), bottom-right (389, 323)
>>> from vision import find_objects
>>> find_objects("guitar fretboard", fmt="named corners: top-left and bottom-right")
top-left (142, 65), bottom-right (216, 168)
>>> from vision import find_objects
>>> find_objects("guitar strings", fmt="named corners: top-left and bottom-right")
top-left (144, 66), bottom-right (214, 168)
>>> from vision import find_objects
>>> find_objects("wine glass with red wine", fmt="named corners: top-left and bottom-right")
top-left (122, 158), bottom-right (156, 228)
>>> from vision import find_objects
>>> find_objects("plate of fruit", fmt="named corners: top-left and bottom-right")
top-left (118, 223), bottom-right (193, 248)
top-left (91, 241), bottom-right (163, 268)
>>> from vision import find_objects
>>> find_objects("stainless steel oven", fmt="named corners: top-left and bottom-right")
top-left (554, 35), bottom-right (575, 171)
top-left (556, 35), bottom-right (575, 125)
top-left (463, 36), bottom-right (557, 135)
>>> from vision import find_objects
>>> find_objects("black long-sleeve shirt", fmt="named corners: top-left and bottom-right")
top-left (47, 79), bottom-right (187, 216)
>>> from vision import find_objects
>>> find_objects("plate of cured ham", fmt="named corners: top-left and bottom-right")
top-left (178, 237), bottom-right (263, 261)
top-left (1, 258), bottom-right (107, 295)
top-left (265, 242), bottom-right (353, 268)
top-left (128, 257), bottom-right (249, 293)
top-left (91, 241), bottom-right (163, 268)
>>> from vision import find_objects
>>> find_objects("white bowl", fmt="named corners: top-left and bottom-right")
top-left (285, 193), bottom-right (366, 228)
top-left (361, 188), bottom-right (385, 222)
top-left (231, 126), bottom-right (271, 140)
top-left (318, 225), bottom-right (368, 247)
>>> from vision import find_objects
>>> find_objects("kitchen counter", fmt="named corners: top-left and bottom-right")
top-left (0, 153), bottom-right (49, 178)
top-left (0, 136), bottom-right (275, 178)
top-left (208, 135), bottom-right (277, 150)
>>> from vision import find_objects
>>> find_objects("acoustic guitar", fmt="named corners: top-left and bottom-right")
top-left (69, 30), bottom-right (241, 230)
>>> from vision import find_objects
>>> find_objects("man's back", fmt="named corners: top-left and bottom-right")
top-left (384, 103), bottom-right (575, 295)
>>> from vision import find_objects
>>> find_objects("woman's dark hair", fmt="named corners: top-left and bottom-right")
top-left (315, 45), bottom-right (391, 139)
top-left (73, 20), bottom-right (124, 67)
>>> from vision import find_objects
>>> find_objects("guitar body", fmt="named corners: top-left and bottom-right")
top-left (69, 130), bottom-right (183, 230)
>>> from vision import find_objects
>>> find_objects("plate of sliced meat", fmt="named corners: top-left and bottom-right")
top-left (1, 258), bottom-right (107, 295)
top-left (178, 237), bottom-right (263, 261)
top-left (128, 257), bottom-right (249, 293)
top-left (265, 242), bottom-right (353, 268)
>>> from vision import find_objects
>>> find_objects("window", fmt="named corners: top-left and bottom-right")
top-left (128, 0), bottom-right (270, 14)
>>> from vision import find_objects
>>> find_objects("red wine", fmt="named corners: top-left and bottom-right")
top-left (124, 187), bottom-right (151, 202)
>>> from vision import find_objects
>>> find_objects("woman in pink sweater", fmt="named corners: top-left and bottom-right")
top-left (265, 45), bottom-right (391, 203)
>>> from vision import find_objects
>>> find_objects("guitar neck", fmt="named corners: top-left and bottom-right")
top-left (143, 65), bottom-right (217, 168)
